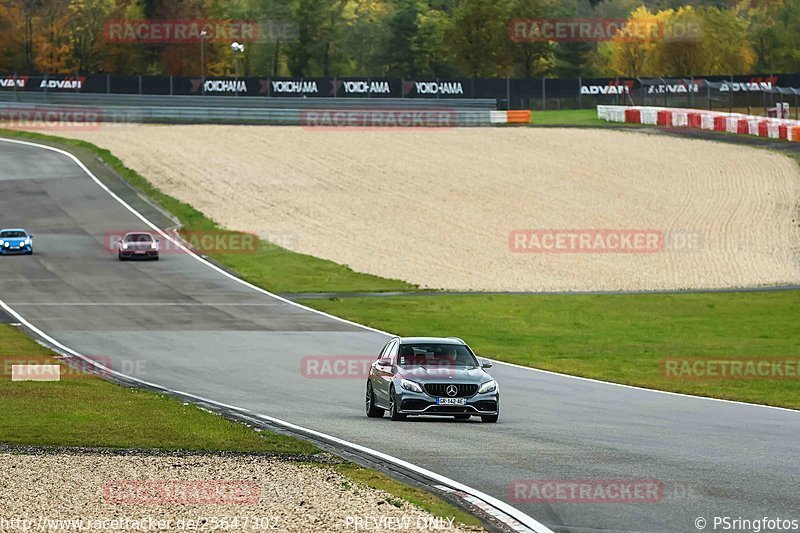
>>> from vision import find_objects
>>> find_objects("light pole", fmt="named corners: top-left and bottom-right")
top-left (231, 42), bottom-right (245, 96)
top-left (200, 30), bottom-right (208, 95)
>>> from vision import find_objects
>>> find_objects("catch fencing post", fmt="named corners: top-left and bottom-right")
top-left (640, 78), bottom-right (646, 107)
top-left (728, 75), bottom-right (733, 114)
top-left (506, 77), bottom-right (510, 110)
top-left (578, 76), bottom-right (582, 108)
top-left (138, 75), bottom-right (142, 95)
top-left (769, 73), bottom-right (774, 110)
top-left (169, 75), bottom-right (173, 96)
top-left (640, 78), bottom-right (645, 107)
top-left (106, 74), bottom-right (110, 94)
top-left (541, 77), bottom-right (546, 110)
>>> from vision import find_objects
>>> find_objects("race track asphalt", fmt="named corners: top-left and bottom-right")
top-left (1, 138), bottom-right (798, 532)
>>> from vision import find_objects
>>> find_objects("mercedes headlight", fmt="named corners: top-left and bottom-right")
top-left (478, 380), bottom-right (497, 394)
top-left (151, 242), bottom-right (158, 249)
top-left (122, 243), bottom-right (128, 249)
top-left (23, 239), bottom-right (30, 245)
top-left (400, 379), bottom-right (423, 393)
top-left (3, 242), bottom-right (8, 248)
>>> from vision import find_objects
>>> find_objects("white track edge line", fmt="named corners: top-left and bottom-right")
top-left (4, 136), bottom-right (796, 415)
top-left (0, 298), bottom-right (552, 533)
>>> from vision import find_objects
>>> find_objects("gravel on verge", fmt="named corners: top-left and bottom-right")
top-left (0, 450), bottom-right (483, 532)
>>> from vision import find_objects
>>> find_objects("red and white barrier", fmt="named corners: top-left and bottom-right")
top-left (598, 105), bottom-right (800, 142)
top-left (490, 110), bottom-right (532, 125)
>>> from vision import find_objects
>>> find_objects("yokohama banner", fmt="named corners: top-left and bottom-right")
top-left (1, 73), bottom-right (798, 101)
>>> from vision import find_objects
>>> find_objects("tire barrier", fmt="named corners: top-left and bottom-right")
top-left (598, 105), bottom-right (800, 142)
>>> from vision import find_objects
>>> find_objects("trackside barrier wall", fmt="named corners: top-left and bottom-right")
top-left (598, 105), bottom-right (800, 141)
top-left (506, 110), bottom-right (532, 123)
top-left (0, 101), bottom-right (507, 127)
top-left (490, 110), bottom-right (507, 124)
top-left (486, 110), bottom-right (532, 124)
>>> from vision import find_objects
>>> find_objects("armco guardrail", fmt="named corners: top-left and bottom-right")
top-left (0, 100), bottom-right (520, 127)
top-left (0, 94), bottom-right (538, 126)
top-left (598, 105), bottom-right (800, 141)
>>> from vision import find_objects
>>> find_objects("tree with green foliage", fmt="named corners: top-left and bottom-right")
top-left (382, 0), bottom-right (425, 76)
top-left (747, 0), bottom-right (800, 73)
top-left (413, 6), bottom-right (455, 76)
top-left (445, 0), bottom-right (514, 77)
top-left (66, 0), bottom-right (115, 72)
top-left (508, 0), bottom-right (558, 77)
top-left (286, 0), bottom-right (347, 76)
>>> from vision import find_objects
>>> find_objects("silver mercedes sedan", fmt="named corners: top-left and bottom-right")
top-left (366, 337), bottom-right (499, 423)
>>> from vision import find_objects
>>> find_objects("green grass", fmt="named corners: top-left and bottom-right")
top-left (531, 109), bottom-right (609, 126)
top-left (306, 291), bottom-right (800, 409)
top-left (0, 130), bottom-right (416, 294)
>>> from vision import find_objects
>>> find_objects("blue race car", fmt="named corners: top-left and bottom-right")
top-left (0, 229), bottom-right (33, 255)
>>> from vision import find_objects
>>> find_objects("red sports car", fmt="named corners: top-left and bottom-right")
top-left (117, 232), bottom-right (159, 260)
